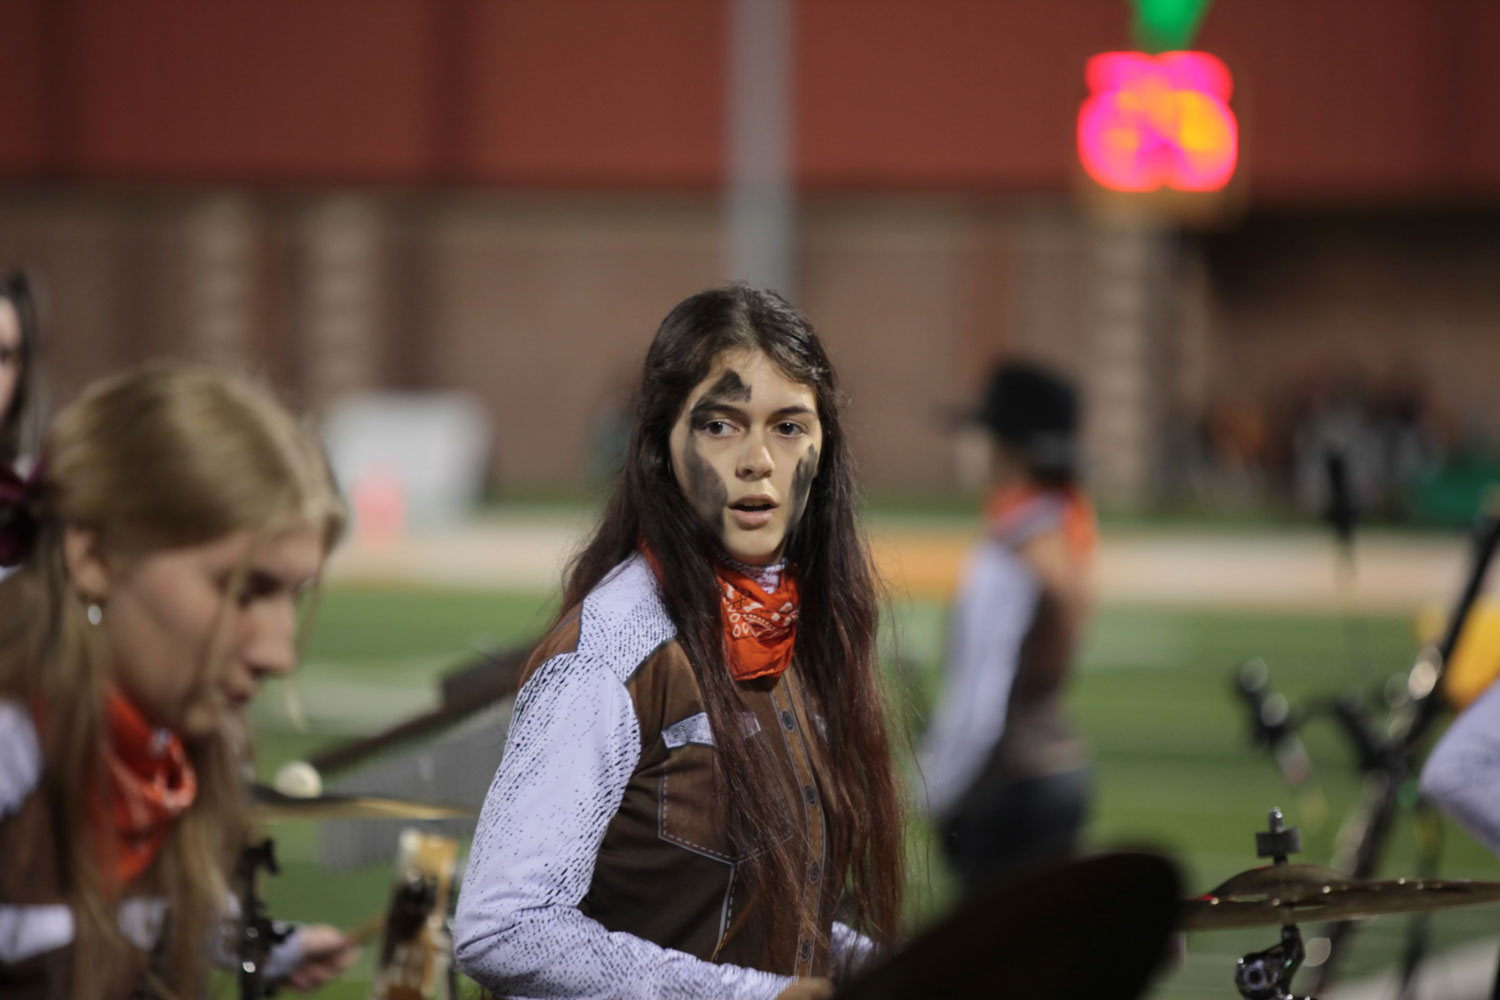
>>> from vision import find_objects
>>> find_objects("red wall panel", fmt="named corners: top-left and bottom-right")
top-left (47, 0), bottom-right (441, 181)
top-left (0, 0), bottom-right (1495, 198)
top-left (1448, 3), bottom-right (1500, 192)
top-left (797, 0), bottom-right (1129, 190)
top-left (460, 0), bottom-right (725, 186)
top-left (1197, 0), bottom-right (1447, 199)
top-left (0, 0), bottom-right (49, 172)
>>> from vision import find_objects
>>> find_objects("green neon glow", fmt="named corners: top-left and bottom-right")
top-left (1132, 0), bottom-right (1215, 52)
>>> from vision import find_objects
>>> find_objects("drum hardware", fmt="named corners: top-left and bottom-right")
top-left (1185, 809), bottom-right (1500, 998)
top-left (251, 784), bottom-right (473, 823)
top-left (369, 830), bottom-right (460, 1000)
top-left (235, 838), bottom-right (292, 1000)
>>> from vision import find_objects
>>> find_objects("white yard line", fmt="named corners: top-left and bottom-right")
top-left (328, 520), bottom-right (1474, 613)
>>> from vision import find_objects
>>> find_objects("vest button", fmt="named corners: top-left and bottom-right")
top-left (808, 861), bottom-right (821, 883)
top-left (799, 939), bottom-right (813, 960)
top-left (781, 710), bottom-right (795, 730)
top-left (804, 784), bottom-right (817, 805)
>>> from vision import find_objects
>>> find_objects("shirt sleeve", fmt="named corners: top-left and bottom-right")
top-left (915, 544), bottom-right (1041, 817)
top-left (453, 652), bottom-right (793, 1000)
top-left (0, 700), bottom-right (42, 821)
top-left (262, 923), bottom-right (305, 982)
top-left (829, 921), bottom-right (877, 982)
top-left (1421, 679), bottom-right (1500, 856)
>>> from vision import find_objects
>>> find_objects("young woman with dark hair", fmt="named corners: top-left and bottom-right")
top-left (455, 285), bottom-right (904, 999)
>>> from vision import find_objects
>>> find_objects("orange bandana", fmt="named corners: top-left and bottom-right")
top-left (99, 689), bottom-right (197, 885)
top-left (641, 546), bottom-right (801, 682)
top-left (986, 485), bottom-right (1098, 563)
top-left (715, 562), bottom-right (800, 682)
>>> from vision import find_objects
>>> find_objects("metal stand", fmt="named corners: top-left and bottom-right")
top-left (1237, 925), bottom-right (1312, 1000)
top-left (236, 839), bottom-right (291, 1000)
top-left (1235, 810), bottom-right (1316, 1000)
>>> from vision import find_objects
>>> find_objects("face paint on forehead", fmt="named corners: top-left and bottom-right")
top-left (688, 369), bottom-right (751, 423)
top-left (786, 444), bottom-right (819, 536)
top-left (707, 370), bottom-right (751, 402)
top-left (681, 435), bottom-right (729, 538)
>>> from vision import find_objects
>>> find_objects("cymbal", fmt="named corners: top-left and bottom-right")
top-left (1181, 862), bottom-right (1500, 930)
top-left (837, 852), bottom-right (1180, 1000)
top-left (251, 784), bottom-right (475, 823)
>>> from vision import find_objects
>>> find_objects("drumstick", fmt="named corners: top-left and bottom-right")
top-left (346, 912), bottom-right (385, 946)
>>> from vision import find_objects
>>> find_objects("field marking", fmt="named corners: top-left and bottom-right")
top-left (329, 519), bottom-right (1469, 612)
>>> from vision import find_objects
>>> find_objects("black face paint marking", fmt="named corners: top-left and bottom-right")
top-left (681, 434), bottom-right (729, 538)
top-left (708, 370), bottom-right (751, 402)
top-left (786, 444), bottom-right (818, 534)
top-left (688, 370), bottom-right (751, 426)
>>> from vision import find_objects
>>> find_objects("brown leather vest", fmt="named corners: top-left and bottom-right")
top-left (520, 611), bottom-right (847, 978)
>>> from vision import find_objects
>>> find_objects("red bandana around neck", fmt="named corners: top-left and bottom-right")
top-left (640, 545), bottom-right (801, 683)
top-left (99, 688), bottom-right (198, 885)
top-left (715, 561), bottom-right (800, 682)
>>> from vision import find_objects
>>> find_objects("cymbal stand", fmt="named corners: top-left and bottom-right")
top-left (1234, 810), bottom-right (1316, 1000)
top-left (236, 838), bottom-right (292, 1000)
top-left (1237, 925), bottom-right (1312, 1000)
top-left (1231, 499), bottom-right (1500, 995)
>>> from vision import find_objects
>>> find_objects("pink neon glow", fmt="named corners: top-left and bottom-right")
top-left (1078, 51), bottom-right (1238, 193)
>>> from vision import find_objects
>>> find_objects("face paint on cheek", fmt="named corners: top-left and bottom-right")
top-left (786, 444), bottom-right (819, 534)
top-left (681, 437), bottom-right (730, 537)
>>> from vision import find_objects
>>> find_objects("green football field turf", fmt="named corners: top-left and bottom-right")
top-left (245, 585), bottom-right (1500, 999)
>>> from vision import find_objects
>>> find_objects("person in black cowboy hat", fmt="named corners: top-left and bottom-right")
top-left (918, 359), bottom-right (1098, 893)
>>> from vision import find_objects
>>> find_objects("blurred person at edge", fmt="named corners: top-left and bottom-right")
top-left (0, 270), bottom-right (38, 469)
top-left (0, 271), bottom-right (39, 584)
top-left (1421, 676), bottom-right (1500, 859)
top-left (918, 360), bottom-right (1097, 893)
top-left (0, 366), bottom-right (359, 999)
top-left (454, 285), bottom-right (904, 1000)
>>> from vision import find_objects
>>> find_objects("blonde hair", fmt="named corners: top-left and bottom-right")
top-left (0, 365), bottom-right (345, 999)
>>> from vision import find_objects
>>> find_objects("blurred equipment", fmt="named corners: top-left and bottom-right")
top-left (1418, 598), bottom-right (1500, 711)
top-left (369, 830), bottom-right (460, 1000)
top-left (251, 785), bottom-right (472, 823)
top-left (321, 392), bottom-right (491, 536)
top-left (235, 839), bottom-right (292, 1000)
top-left (1323, 447), bottom-right (1357, 576)
top-left (1184, 810), bottom-right (1500, 1000)
top-left (1229, 499), bottom-right (1500, 993)
top-left (272, 759), bottom-right (323, 798)
top-left (1235, 659), bottom-right (1314, 790)
top-left (306, 643), bottom-right (531, 871)
top-left (836, 851), bottom-right (1179, 1000)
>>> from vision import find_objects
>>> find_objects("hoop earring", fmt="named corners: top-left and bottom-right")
top-left (86, 602), bottom-right (103, 627)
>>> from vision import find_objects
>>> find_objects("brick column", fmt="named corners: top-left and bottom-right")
top-left (1084, 222), bottom-right (1172, 507)
top-left (297, 196), bottom-right (384, 409)
top-left (183, 194), bottom-right (256, 368)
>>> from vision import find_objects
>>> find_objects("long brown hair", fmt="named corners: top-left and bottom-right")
top-left (564, 285), bottom-right (904, 956)
top-left (0, 365), bottom-right (345, 999)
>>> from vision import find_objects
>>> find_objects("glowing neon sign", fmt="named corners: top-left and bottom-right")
top-left (1077, 51), bottom-right (1238, 193)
